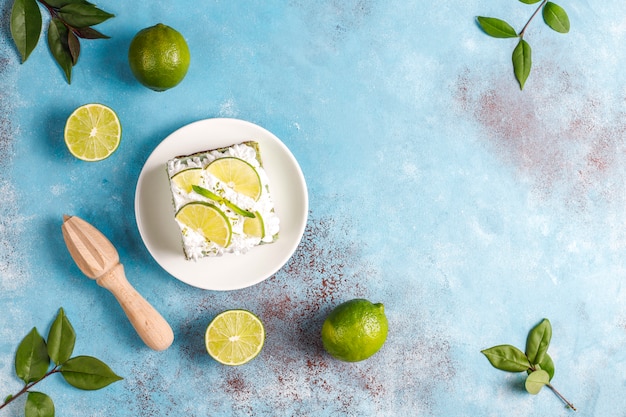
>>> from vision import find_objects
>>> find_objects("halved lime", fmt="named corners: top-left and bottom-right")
top-left (206, 157), bottom-right (262, 201)
top-left (64, 103), bottom-right (121, 161)
top-left (243, 211), bottom-right (265, 238)
top-left (171, 168), bottom-right (202, 193)
top-left (175, 202), bottom-right (231, 247)
top-left (205, 310), bottom-right (265, 365)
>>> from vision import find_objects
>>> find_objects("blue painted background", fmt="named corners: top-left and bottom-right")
top-left (1, 0), bottom-right (625, 415)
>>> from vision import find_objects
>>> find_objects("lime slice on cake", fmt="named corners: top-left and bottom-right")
top-left (243, 211), bottom-right (265, 238)
top-left (64, 103), bottom-right (121, 161)
top-left (206, 157), bottom-right (262, 200)
top-left (205, 310), bottom-right (265, 365)
top-left (175, 202), bottom-right (231, 247)
top-left (172, 168), bottom-right (202, 193)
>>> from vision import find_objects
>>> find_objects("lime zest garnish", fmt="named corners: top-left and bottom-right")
top-left (192, 185), bottom-right (255, 218)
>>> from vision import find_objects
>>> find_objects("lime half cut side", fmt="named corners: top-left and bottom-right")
top-left (175, 202), bottom-right (232, 248)
top-left (64, 103), bottom-right (121, 161)
top-left (206, 157), bottom-right (262, 201)
top-left (205, 310), bottom-right (265, 365)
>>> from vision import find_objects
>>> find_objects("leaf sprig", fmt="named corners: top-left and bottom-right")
top-left (481, 318), bottom-right (576, 411)
top-left (10, 0), bottom-right (114, 84)
top-left (477, 0), bottom-right (570, 89)
top-left (0, 308), bottom-right (123, 417)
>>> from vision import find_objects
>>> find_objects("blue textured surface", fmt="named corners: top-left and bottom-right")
top-left (1, 0), bottom-right (625, 416)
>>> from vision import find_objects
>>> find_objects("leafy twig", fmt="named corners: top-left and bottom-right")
top-left (477, 0), bottom-right (570, 89)
top-left (0, 308), bottom-right (123, 417)
top-left (481, 318), bottom-right (576, 411)
top-left (547, 383), bottom-right (577, 411)
top-left (9, 0), bottom-right (114, 84)
top-left (0, 367), bottom-right (60, 411)
top-left (519, 0), bottom-right (547, 38)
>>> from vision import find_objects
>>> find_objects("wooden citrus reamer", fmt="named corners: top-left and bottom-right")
top-left (62, 215), bottom-right (174, 351)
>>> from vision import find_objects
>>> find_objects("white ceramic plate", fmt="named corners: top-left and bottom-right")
top-left (134, 118), bottom-right (308, 290)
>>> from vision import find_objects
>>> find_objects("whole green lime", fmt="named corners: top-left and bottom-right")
top-left (128, 23), bottom-right (190, 91)
top-left (321, 299), bottom-right (388, 362)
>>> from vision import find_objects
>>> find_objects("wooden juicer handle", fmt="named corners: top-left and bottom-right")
top-left (62, 215), bottom-right (174, 351)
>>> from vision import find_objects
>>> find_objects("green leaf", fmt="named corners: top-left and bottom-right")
top-left (4, 394), bottom-right (14, 403)
top-left (61, 356), bottom-right (123, 390)
top-left (538, 352), bottom-right (555, 380)
top-left (74, 26), bottom-right (110, 39)
top-left (481, 344), bottom-right (531, 372)
top-left (476, 17), bottom-right (518, 38)
top-left (25, 392), bottom-right (54, 417)
top-left (67, 31), bottom-right (80, 65)
top-left (525, 369), bottom-right (550, 394)
top-left (10, 0), bottom-right (42, 63)
top-left (57, 3), bottom-right (114, 28)
top-left (543, 2), bottom-right (570, 33)
top-left (47, 18), bottom-right (73, 84)
top-left (512, 39), bottom-right (531, 90)
top-left (518, 0), bottom-right (542, 4)
top-left (47, 308), bottom-right (76, 365)
top-left (15, 328), bottom-right (50, 383)
top-left (525, 318), bottom-right (552, 365)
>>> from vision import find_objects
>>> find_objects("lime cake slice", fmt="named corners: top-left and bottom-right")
top-left (166, 141), bottom-right (279, 260)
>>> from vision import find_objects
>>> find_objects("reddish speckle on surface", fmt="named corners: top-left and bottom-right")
top-left (454, 67), bottom-right (626, 208)
top-left (223, 371), bottom-right (248, 396)
top-left (132, 213), bottom-right (454, 415)
top-left (236, 213), bottom-right (372, 342)
top-left (225, 214), bottom-right (453, 414)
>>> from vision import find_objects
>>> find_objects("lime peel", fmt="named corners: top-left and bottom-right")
top-left (128, 23), bottom-right (190, 92)
top-left (321, 299), bottom-right (388, 362)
